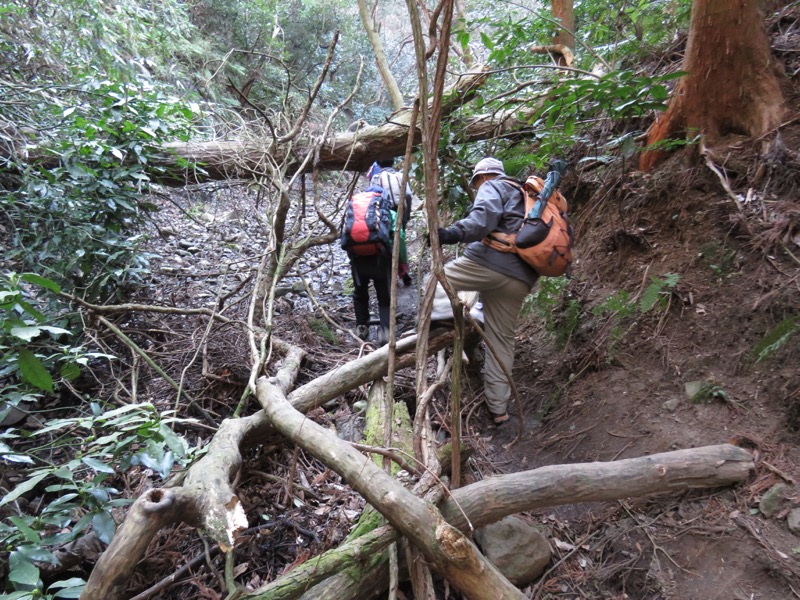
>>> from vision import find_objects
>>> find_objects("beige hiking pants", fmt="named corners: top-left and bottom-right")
top-left (439, 256), bottom-right (531, 416)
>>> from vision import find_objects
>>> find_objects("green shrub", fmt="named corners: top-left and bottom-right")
top-left (523, 276), bottom-right (581, 349)
top-left (0, 403), bottom-right (197, 599)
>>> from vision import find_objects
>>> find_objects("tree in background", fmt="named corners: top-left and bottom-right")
top-left (552, 0), bottom-right (575, 64)
top-left (357, 0), bottom-right (406, 110)
top-left (640, 0), bottom-right (785, 170)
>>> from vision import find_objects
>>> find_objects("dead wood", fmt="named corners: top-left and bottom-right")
top-left (81, 330), bottom-right (456, 600)
top-left (256, 376), bottom-right (528, 600)
top-left (440, 443), bottom-right (755, 531)
top-left (294, 444), bottom-right (753, 599)
top-left (245, 525), bottom-right (397, 600)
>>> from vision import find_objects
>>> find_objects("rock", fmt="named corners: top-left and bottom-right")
top-left (473, 515), bottom-right (551, 586)
top-left (759, 483), bottom-right (787, 517)
top-left (684, 380), bottom-right (705, 400)
top-left (787, 508), bottom-right (800, 534)
top-left (663, 398), bottom-right (680, 412)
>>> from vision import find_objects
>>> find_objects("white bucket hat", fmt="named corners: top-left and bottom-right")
top-left (469, 157), bottom-right (506, 187)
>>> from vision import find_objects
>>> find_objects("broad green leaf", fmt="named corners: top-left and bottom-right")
top-left (0, 590), bottom-right (36, 599)
top-left (20, 273), bottom-right (61, 293)
top-left (0, 442), bottom-right (34, 464)
top-left (82, 457), bottom-right (115, 473)
top-left (60, 362), bottom-right (81, 381)
top-left (92, 511), bottom-right (116, 544)
top-left (8, 551), bottom-right (40, 587)
top-left (50, 577), bottom-right (86, 598)
top-left (38, 326), bottom-right (72, 337)
top-left (18, 349), bottom-right (53, 392)
top-left (159, 423), bottom-right (188, 457)
top-left (8, 516), bottom-right (40, 543)
top-left (17, 544), bottom-right (59, 565)
top-left (10, 326), bottom-right (44, 342)
top-left (0, 471), bottom-right (49, 507)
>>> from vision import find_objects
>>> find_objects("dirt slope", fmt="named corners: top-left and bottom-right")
top-left (483, 133), bottom-right (800, 599)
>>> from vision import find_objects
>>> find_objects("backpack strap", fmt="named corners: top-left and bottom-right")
top-left (481, 178), bottom-right (531, 253)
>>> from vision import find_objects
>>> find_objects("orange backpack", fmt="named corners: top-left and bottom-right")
top-left (482, 176), bottom-right (574, 277)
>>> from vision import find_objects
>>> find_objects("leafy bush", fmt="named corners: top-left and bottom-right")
top-left (3, 78), bottom-right (195, 298)
top-left (0, 403), bottom-right (198, 599)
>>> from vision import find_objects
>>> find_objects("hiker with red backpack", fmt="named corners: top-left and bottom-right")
top-left (367, 159), bottom-right (414, 286)
top-left (341, 182), bottom-right (407, 346)
top-left (434, 157), bottom-right (572, 425)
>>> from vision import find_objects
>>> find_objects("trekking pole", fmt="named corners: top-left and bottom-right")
top-left (515, 159), bottom-right (568, 249)
top-left (528, 159), bottom-right (568, 220)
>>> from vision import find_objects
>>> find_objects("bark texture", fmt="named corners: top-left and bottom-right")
top-left (640, 0), bottom-right (784, 171)
top-left (80, 331), bottom-right (456, 600)
top-left (257, 377), bottom-right (527, 600)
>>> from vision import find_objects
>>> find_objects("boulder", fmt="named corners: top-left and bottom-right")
top-left (473, 515), bottom-right (551, 586)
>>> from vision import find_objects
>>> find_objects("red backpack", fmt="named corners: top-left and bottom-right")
top-left (341, 190), bottom-right (392, 257)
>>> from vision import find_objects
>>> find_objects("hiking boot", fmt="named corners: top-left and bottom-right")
top-left (356, 325), bottom-right (369, 341)
top-left (377, 326), bottom-right (389, 346)
top-left (402, 273), bottom-right (413, 287)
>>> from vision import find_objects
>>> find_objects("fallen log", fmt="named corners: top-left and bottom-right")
top-left (257, 376), bottom-right (527, 600)
top-left (441, 443), bottom-right (755, 531)
top-left (81, 330), bottom-right (456, 600)
top-left (292, 444), bottom-right (754, 600)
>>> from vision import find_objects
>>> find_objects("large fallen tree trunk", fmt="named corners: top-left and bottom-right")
top-left (278, 443), bottom-right (753, 600)
top-left (160, 98), bottom-right (541, 180)
top-left (6, 69), bottom-right (488, 183)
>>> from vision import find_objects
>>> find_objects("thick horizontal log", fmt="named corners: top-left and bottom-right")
top-left (440, 444), bottom-right (754, 531)
top-left (296, 444), bottom-right (753, 600)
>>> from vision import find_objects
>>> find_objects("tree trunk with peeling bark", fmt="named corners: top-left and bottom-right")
top-left (640, 0), bottom-right (784, 171)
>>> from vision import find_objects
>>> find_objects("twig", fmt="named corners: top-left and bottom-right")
top-left (701, 142), bottom-right (742, 209)
top-left (96, 316), bottom-right (198, 407)
top-left (610, 440), bottom-right (634, 461)
top-left (531, 530), bottom-right (601, 600)
top-left (59, 291), bottom-right (234, 323)
top-left (761, 460), bottom-right (796, 485)
top-left (174, 272), bottom-right (227, 420)
top-left (618, 501), bottom-right (695, 575)
top-left (542, 424), bottom-right (598, 448)
top-left (350, 442), bottom-right (423, 477)
top-left (301, 278), bottom-right (362, 344)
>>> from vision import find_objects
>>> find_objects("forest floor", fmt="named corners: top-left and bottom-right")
top-left (106, 108), bottom-right (800, 599)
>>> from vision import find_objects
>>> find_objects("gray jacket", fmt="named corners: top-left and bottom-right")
top-left (450, 178), bottom-right (539, 288)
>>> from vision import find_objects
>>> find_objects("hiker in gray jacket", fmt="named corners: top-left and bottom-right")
top-left (436, 157), bottom-right (539, 425)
